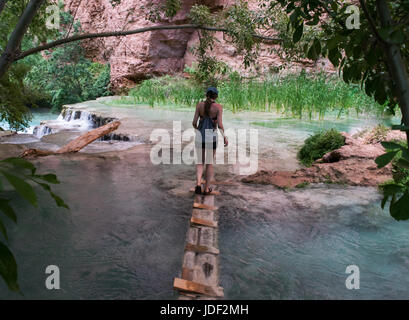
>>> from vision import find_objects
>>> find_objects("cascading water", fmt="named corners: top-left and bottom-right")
top-left (33, 107), bottom-right (95, 138)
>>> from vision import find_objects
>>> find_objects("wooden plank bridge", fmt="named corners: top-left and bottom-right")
top-left (173, 187), bottom-right (224, 299)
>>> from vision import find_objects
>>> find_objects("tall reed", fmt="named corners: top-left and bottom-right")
top-left (128, 72), bottom-right (386, 119)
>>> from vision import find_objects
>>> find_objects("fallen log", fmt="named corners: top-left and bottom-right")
top-left (20, 121), bottom-right (121, 158)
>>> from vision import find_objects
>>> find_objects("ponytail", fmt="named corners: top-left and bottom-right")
top-left (204, 91), bottom-right (218, 116)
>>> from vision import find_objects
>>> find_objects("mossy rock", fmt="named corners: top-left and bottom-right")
top-left (297, 129), bottom-right (345, 167)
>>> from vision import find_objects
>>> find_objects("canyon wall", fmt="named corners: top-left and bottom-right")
top-left (64, 0), bottom-right (332, 91)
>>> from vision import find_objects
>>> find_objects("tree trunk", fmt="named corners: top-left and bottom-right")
top-left (377, 0), bottom-right (409, 147)
top-left (20, 121), bottom-right (121, 158)
top-left (0, 0), bottom-right (45, 79)
top-left (56, 121), bottom-right (120, 153)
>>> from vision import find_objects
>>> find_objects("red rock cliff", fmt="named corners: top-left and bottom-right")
top-left (64, 0), bottom-right (332, 91)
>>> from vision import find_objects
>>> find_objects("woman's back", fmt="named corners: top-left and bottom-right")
top-left (197, 101), bottom-right (220, 120)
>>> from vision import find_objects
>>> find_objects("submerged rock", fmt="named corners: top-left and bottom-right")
top-left (242, 131), bottom-right (403, 188)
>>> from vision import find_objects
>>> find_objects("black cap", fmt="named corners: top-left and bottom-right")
top-left (206, 87), bottom-right (218, 95)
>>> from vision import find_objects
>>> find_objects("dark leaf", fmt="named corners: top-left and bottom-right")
top-left (0, 218), bottom-right (8, 242)
top-left (0, 241), bottom-right (19, 292)
top-left (293, 24), bottom-right (303, 43)
top-left (1, 171), bottom-right (37, 207)
top-left (0, 158), bottom-right (36, 175)
top-left (390, 192), bottom-right (409, 221)
top-left (35, 174), bottom-right (59, 184)
top-left (381, 141), bottom-right (404, 150)
top-left (0, 199), bottom-right (17, 223)
top-left (375, 151), bottom-right (398, 168)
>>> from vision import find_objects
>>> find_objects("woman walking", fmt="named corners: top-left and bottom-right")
top-left (192, 87), bottom-right (228, 195)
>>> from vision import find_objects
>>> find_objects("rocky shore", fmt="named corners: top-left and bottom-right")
top-left (242, 129), bottom-right (407, 188)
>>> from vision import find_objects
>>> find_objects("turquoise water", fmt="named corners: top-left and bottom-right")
top-left (0, 101), bottom-right (407, 299)
top-left (0, 108), bottom-right (58, 132)
top-left (218, 184), bottom-right (409, 299)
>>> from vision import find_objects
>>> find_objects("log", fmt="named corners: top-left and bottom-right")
top-left (56, 121), bottom-right (121, 154)
top-left (20, 121), bottom-right (121, 158)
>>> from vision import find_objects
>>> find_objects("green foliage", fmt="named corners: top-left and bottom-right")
top-left (0, 1), bottom-right (62, 130)
top-left (23, 10), bottom-right (111, 113)
top-left (129, 75), bottom-right (204, 108)
top-left (268, 0), bottom-right (409, 115)
top-left (297, 129), bottom-right (345, 167)
top-left (377, 137), bottom-right (409, 220)
top-left (0, 157), bottom-right (68, 292)
top-left (129, 72), bottom-right (385, 117)
top-left (142, 0), bottom-right (182, 22)
top-left (25, 42), bottom-right (111, 112)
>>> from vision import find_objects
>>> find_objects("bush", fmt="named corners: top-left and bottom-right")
top-left (25, 42), bottom-right (111, 112)
top-left (297, 129), bottom-right (346, 166)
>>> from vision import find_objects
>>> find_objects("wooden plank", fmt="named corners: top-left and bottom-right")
top-left (185, 243), bottom-right (220, 255)
top-left (181, 267), bottom-right (194, 281)
top-left (193, 203), bottom-right (218, 210)
top-left (173, 278), bottom-right (224, 298)
top-left (189, 188), bottom-right (220, 195)
top-left (191, 216), bottom-right (217, 228)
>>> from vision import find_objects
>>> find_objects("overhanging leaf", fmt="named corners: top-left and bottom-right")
top-left (0, 218), bottom-right (8, 242)
top-left (390, 192), bottom-right (409, 221)
top-left (293, 24), bottom-right (303, 43)
top-left (0, 199), bottom-right (17, 223)
top-left (381, 141), bottom-right (404, 150)
top-left (0, 240), bottom-right (19, 292)
top-left (375, 151), bottom-right (398, 168)
top-left (0, 158), bottom-right (36, 175)
top-left (0, 171), bottom-right (37, 207)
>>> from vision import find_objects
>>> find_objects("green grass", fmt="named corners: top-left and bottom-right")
top-left (297, 129), bottom-right (346, 166)
top-left (124, 71), bottom-right (387, 119)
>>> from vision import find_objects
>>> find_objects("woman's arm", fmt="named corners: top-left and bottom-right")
top-left (217, 106), bottom-right (228, 146)
top-left (192, 102), bottom-right (200, 129)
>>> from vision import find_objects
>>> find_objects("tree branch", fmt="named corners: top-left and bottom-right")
top-left (15, 24), bottom-right (282, 61)
top-left (0, 0), bottom-right (46, 78)
top-left (359, 0), bottom-right (386, 44)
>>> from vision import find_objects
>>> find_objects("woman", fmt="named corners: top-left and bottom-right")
top-left (192, 87), bottom-right (228, 195)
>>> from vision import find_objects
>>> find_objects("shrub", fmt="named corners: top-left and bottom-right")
top-left (297, 129), bottom-right (346, 166)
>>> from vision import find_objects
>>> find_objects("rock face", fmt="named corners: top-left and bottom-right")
top-left (242, 131), bottom-right (406, 188)
top-left (64, 0), bottom-right (333, 91)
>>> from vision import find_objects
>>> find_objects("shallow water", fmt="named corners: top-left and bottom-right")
top-left (0, 99), bottom-right (407, 299)
top-left (1, 149), bottom-right (190, 299)
top-left (219, 184), bottom-right (409, 299)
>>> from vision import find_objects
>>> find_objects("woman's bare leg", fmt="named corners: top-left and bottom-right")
top-left (204, 150), bottom-right (216, 192)
top-left (196, 148), bottom-right (206, 186)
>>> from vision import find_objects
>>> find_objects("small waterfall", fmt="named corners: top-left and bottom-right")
top-left (32, 106), bottom-right (133, 142)
top-left (34, 107), bottom-right (95, 138)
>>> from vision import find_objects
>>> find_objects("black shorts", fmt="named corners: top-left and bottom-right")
top-left (195, 141), bottom-right (217, 150)
top-left (202, 141), bottom-right (217, 150)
